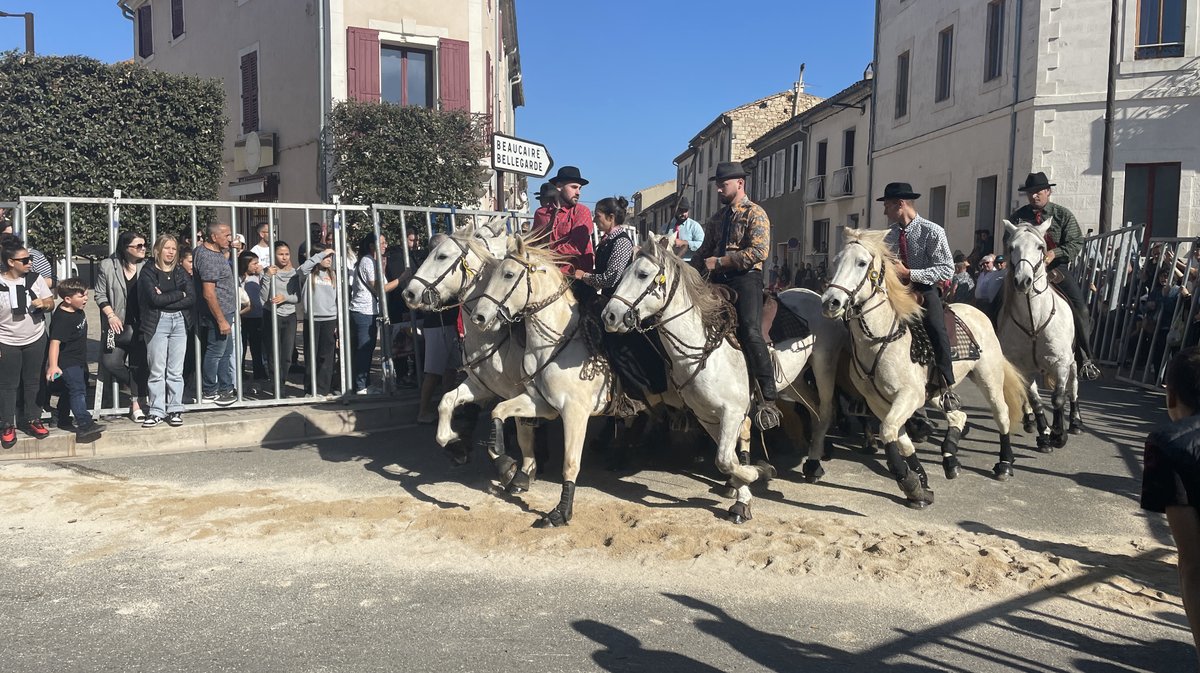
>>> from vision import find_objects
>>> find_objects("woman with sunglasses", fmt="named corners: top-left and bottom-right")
top-left (94, 230), bottom-right (149, 421)
top-left (0, 235), bottom-right (56, 448)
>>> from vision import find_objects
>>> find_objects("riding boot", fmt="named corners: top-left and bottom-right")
top-left (1073, 310), bottom-right (1100, 381)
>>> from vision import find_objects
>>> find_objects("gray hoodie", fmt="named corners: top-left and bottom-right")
top-left (260, 265), bottom-right (301, 318)
top-left (297, 249), bottom-right (339, 321)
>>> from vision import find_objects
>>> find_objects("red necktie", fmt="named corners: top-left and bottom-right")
top-left (898, 229), bottom-right (909, 265)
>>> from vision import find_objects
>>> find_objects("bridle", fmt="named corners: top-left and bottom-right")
top-left (605, 251), bottom-right (681, 332)
top-left (825, 241), bottom-right (890, 321)
top-left (407, 236), bottom-right (478, 310)
top-left (1004, 232), bottom-right (1058, 358)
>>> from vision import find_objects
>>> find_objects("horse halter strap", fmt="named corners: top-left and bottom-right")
top-left (408, 237), bottom-right (476, 310)
top-left (826, 241), bottom-right (886, 319)
top-left (606, 254), bottom-right (679, 331)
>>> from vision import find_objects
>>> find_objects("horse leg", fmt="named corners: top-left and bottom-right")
top-left (491, 393), bottom-right (555, 490)
top-left (939, 408), bottom-right (968, 480)
top-left (1049, 373), bottom-right (1070, 449)
top-left (435, 378), bottom-right (491, 449)
top-left (1068, 365), bottom-right (1084, 435)
top-left (507, 421), bottom-right (538, 494)
top-left (533, 405), bottom-right (589, 528)
top-left (1027, 381), bottom-right (1053, 453)
top-left (1021, 397), bottom-right (1037, 434)
top-left (723, 418), bottom-right (756, 499)
top-left (970, 364), bottom-right (1017, 481)
top-left (802, 357), bottom-right (839, 481)
top-left (878, 395), bottom-right (934, 509)
top-left (708, 414), bottom-right (774, 524)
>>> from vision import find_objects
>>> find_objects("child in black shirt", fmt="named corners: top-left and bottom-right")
top-left (45, 278), bottom-right (102, 440)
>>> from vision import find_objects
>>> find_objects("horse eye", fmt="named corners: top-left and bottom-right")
top-left (437, 254), bottom-right (448, 261)
top-left (504, 272), bottom-right (514, 280)
top-left (857, 260), bottom-right (867, 268)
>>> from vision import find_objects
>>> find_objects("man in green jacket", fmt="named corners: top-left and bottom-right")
top-left (1008, 172), bottom-right (1100, 380)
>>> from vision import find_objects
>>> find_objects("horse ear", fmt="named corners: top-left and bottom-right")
top-left (1034, 217), bottom-right (1053, 238)
top-left (506, 235), bottom-right (520, 255)
top-left (1003, 219), bottom-right (1018, 237)
top-left (842, 226), bottom-right (860, 241)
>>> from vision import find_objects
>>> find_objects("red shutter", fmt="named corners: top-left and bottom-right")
top-left (347, 27), bottom-right (381, 102)
top-left (438, 38), bottom-right (470, 111)
top-left (241, 51), bottom-right (259, 133)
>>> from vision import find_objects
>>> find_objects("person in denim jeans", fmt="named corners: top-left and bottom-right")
top-left (194, 223), bottom-right (238, 406)
top-left (139, 235), bottom-right (195, 426)
top-left (44, 278), bottom-right (102, 440)
top-left (348, 233), bottom-right (399, 394)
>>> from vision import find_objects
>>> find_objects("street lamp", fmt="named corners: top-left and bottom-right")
top-left (0, 11), bottom-right (34, 54)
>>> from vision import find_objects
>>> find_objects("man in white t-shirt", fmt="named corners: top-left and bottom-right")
top-left (249, 222), bottom-right (272, 265)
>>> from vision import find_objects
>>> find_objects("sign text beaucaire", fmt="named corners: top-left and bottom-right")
top-left (492, 133), bottom-right (553, 178)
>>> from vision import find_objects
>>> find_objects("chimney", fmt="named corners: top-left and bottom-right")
top-left (792, 63), bottom-right (807, 116)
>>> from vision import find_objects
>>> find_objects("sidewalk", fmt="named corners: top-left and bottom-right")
top-left (0, 394), bottom-right (419, 462)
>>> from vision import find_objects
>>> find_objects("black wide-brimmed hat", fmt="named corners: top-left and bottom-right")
top-left (675, 196), bottom-right (690, 211)
top-left (1017, 172), bottom-right (1056, 193)
top-left (536, 182), bottom-right (559, 201)
top-left (876, 182), bottom-right (921, 201)
top-left (550, 165), bottom-right (589, 186)
top-left (709, 161), bottom-right (748, 182)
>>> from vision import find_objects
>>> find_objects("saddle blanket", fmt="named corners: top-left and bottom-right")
top-left (910, 306), bottom-right (981, 364)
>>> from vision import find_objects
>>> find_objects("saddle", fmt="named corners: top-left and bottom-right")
top-left (762, 293), bottom-right (811, 344)
top-left (909, 305), bottom-right (981, 366)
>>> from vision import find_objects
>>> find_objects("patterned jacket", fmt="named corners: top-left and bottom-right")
top-left (691, 196), bottom-right (770, 275)
top-left (1008, 201), bottom-right (1083, 270)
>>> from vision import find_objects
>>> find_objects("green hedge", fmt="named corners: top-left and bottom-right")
top-left (329, 100), bottom-right (489, 244)
top-left (0, 52), bottom-right (226, 256)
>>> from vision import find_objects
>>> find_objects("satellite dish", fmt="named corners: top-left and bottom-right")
top-left (244, 132), bottom-right (262, 175)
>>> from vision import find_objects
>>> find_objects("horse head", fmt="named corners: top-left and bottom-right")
top-left (821, 228), bottom-right (888, 319)
top-left (1003, 218), bottom-right (1053, 294)
top-left (471, 234), bottom-right (562, 328)
top-left (604, 232), bottom-right (673, 333)
top-left (402, 229), bottom-right (476, 310)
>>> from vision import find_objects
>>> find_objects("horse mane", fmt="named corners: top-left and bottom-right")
top-left (639, 239), bottom-right (727, 317)
top-left (842, 228), bottom-right (924, 323)
top-left (456, 229), bottom-right (497, 264)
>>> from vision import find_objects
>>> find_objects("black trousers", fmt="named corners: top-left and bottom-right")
top-left (1051, 265), bottom-right (1094, 359)
top-left (914, 283), bottom-right (955, 387)
top-left (719, 270), bottom-right (777, 400)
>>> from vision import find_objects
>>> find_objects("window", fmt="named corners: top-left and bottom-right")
top-left (895, 51), bottom-right (910, 118)
top-left (816, 140), bottom-right (828, 176)
top-left (929, 185), bottom-right (947, 225)
top-left (1124, 163), bottom-right (1181, 237)
top-left (137, 4), bottom-right (153, 59)
top-left (813, 219), bottom-right (830, 254)
top-left (709, 141), bottom-right (716, 169)
top-left (381, 45), bottom-right (432, 108)
top-left (240, 50), bottom-right (259, 134)
top-left (842, 129), bottom-right (856, 167)
top-left (985, 1), bottom-right (1005, 81)
top-left (773, 150), bottom-right (786, 197)
top-left (789, 141), bottom-right (803, 191)
top-left (1137, 0), bottom-right (1186, 59)
top-left (171, 0), bottom-right (185, 40)
top-left (936, 26), bottom-right (954, 102)
top-left (976, 176), bottom-right (998, 235)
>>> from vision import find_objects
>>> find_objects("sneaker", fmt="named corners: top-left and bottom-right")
top-left (202, 392), bottom-right (220, 404)
top-left (25, 420), bottom-right (50, 439)
top-left (141, 416), bottom-right (163, 428)
top-left (167, 412), bottom-right (184, 427)
top-left (1, 425), bottom-right (15, 449)
top-left (75, 422), bottom-right (104, 442)
top-left (129, 408), bottom-right (146, 422)
top-left (214, 390), bottom-right (238, 407)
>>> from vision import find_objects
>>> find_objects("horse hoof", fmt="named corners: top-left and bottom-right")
top-left (993, 461), bottom-right (1014, 481)
top-left (898, 473), bottom-right (933, 508)
top-left (533, 508), bottom-right (568, 528)
top-left (444, 441), bottom-right (471, 467)
top-left (754, 460), bottom-right (777, 481)
top-left (1050, 432), bottom-right (1067, 449)
top-left (493, 454), bottom-right (518, 487)
top-left (507, 471), bottom-right (533, 495)
top-left (942, 457), bottom-right (960, 480)
top-left (1069, 421), bottom-right (1083, 435)
top-left (905, 498), bottom-right (929, 510)
top-left (737, 450), bottom-right (751, 466)
top-left (719, 480), bottom-right (738, 500)
top-left (1035, 435), bottom-right (1054, 454)
top-left (1023, 419), bottom-right (1037, 435)
top-left (802, 459), bottom-right (825, 483)
top-left (728, 502), bottom-right (752, 524)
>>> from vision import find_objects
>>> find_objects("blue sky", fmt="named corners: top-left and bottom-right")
top-left (1, 0), bottom-right (876, 209)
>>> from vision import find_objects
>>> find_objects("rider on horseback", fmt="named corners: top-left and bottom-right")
top-left (1007, 172), bottom-right (1101, 381)
top-left (532, 166), bottom-right (595, 277)
top-left (690, 161), bottom-right (780, 429)
top-left (879, 182), bottom-right (962, 412)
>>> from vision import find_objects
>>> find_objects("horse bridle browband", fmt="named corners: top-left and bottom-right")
top-left (407, 236), bottom-right (477, 310)
top-left (605, 252), bottom-right (681, 332)
top-left (825, 241), bottom-right (888, 320)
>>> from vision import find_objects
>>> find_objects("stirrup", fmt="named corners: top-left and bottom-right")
top-left (940, 390), bottom-right (962, 412)
top-left (1079, 360), bottom-right (1101, 381)
top-left (753, 399), bottom-right (782, 431)
top-left (610, 393), bottom-right (647, 418)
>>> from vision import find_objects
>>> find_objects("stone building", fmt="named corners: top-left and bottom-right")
top-left (673, 87), bottom-right (822, 224)
top-left (872, 0), bottom-right (1200, 254)
top-left (632, 179), bottom-right (676, 237)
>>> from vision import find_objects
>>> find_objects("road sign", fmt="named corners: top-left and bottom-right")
top-left (492, 133), bottom-right (553, 178)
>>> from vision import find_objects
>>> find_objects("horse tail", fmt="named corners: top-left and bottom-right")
top-left (1000, 358), bottom-right (1029, 430)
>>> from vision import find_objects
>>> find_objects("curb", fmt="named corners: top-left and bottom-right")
top-left (0, 397), bottom-right (420, 462)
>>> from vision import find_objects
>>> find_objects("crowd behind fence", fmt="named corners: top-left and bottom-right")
top-left (5, 196), bottom-right (531, 423)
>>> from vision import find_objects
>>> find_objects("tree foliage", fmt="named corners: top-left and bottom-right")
top-left (329, 100), bottom-right (489, 242)
top-left (0, 52), bottom-right (225, 256)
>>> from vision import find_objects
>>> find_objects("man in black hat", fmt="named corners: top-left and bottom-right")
top-left (661, 196), bottom-right (704, 261)
top-left (1008, 172), bottom-right (1099, 380)
top-left (532, 166), bottom-right (594, 275)
top-left (879, 182), bottom-right (961, 410)
top-left (691, 161), bottom-right (779, 428)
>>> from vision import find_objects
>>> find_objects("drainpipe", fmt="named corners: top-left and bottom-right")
top-left (1005, 0), bottom-right (1025, 216)
top-left (865, 0), bottom-right (880, 228)
top-left (317, 0), bottom-right (328, 202)
top-left (1098, 0), bottom-right (1119, 233)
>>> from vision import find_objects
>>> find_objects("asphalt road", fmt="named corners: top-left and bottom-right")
top-left (1, 375), bottom-right (1195, 672)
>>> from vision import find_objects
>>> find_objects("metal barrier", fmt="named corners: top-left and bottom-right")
top-left (1072, 224), bottom-right (1200, 389)
top-left (11, 195), bottom-right (536, 420)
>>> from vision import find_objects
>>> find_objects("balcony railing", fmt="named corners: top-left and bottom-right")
top-left (830, 166), bottom-right (855, 197)
top-left (806, 175), bottom-right (826, 202)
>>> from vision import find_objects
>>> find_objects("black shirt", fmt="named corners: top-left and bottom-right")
top-left (49, 305), bottom-right (88, 368)
top-left (125, 273), bottom-right (140, 328)
top-left (1142, 414), bottom-right (1200, 513)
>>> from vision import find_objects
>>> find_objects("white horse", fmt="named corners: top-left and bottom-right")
top-left (470, 236), bottom-right (677, 527)
top-left (821, 229), bottom-right (1028, 507)
top-left (400, 220), bottom-right (539, 492)
top-left (999, 219), bottom-right (1078, 451)
top-left (601, 233), bottom-right (811, 522)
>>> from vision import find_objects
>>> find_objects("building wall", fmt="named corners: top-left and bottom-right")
top-left (806, 95), bottom-right (873, 264)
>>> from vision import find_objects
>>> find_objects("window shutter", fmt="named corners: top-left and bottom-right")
top-left (241, 51), bottom-right (259, 134)
top-left (346, 28), bottom-right (381, 102)
top-left (137, 5), bottom-right (153, 58)
top-left (438, 38), bottom-right (470, 111)
top-left (171, 0), bottom-right (184, 39)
